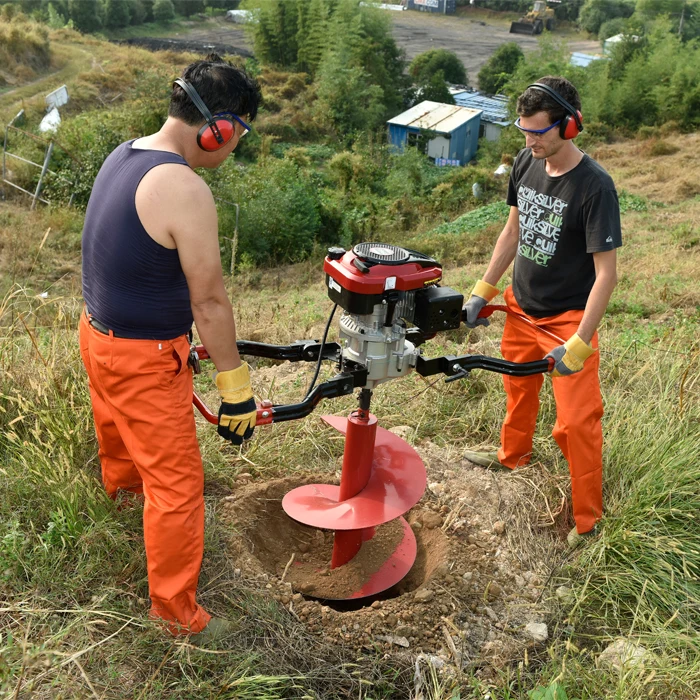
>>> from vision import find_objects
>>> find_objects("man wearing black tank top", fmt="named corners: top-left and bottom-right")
top-left (80, 55), bottom-right (261, 643)
top-left (462, 77), bottom-right (622, 549)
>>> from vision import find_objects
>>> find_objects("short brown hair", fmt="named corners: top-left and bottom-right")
top-left (517, 76), bottom-right (581, 125)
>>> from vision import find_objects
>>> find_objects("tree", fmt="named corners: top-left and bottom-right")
top-left (127, 0), bottom-right (147, 24)
top-left (409, 49), bottom-right (467, 85)
top-left (252, 0), bottom-right (300, 67)
top-left (172, 0), bottom-right (204, 16)
top-left (68, 0), bottom-right (104, 32)
top-left (418, 70), bottom-right (455, 104)
top-left (296, 0), bottom-right (328, 75)
top-left (315, 48), bottom-right (385, 135)
top-left (578, 0), bottom-right (635, 35)
top-left (478, 42), bottom-right (524, 94)
top-left (105, 0), bottom-right (131, 28)
top-left (153, 0), bottom-right (175, 20)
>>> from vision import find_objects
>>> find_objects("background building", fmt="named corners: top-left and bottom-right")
top-left (387, 101), bottom-right (482, 166)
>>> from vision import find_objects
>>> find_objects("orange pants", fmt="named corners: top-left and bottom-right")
top-left (496, 287), bottom-right (603, 534)
top-left (79, 311), bottom-right (210, 634)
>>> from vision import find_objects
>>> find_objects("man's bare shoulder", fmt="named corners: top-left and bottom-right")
top-left (141, 162), bottom-right (210, 201)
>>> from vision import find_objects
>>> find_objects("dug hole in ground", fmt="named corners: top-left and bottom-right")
top-left (217, 364), bottom-right (572, 678)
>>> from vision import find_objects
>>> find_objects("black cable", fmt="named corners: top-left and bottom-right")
top-left (304, 303), bottom-right (338, 400)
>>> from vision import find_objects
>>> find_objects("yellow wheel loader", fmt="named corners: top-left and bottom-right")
top-left (509, 0), bottom-right (558, 35)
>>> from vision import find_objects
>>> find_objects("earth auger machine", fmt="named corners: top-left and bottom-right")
top-left (192, 244), bottom-right (555, 601)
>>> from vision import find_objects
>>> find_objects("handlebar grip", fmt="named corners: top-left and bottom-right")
top-left (192, 393), bottom-right (275, 426)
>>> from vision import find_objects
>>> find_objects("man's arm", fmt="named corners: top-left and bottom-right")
top-left (482, 205), bottom-right (520, 286)
top-left (576, 249), bottom-right (618, 344)
top-left (167, 172), bottom-right (241, 372)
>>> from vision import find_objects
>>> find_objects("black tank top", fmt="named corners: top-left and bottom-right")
top-left (81, 140), bottom-right (193, 340)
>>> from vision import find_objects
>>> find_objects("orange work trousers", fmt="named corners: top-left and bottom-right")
top-left (496, 287), bottom-right (603, 534)
top-left (79, 311), bottom-right (211, 635)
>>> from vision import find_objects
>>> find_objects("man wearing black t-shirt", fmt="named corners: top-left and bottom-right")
top-left (462, 76), bottom-right (621, 548)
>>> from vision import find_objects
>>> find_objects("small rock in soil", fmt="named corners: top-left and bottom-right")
top-left (493, 521), bottom-right (506, 535)
top-left (414, 589), bottom-right (435, 603)
top-left (597, 639), bottom-right (651, 671)
top-left (525, 622), bottom-right (548, 642)
top-left (428, 482), bottom-right (445, 496)
top-left (376, 634), bottom-right (410, 648)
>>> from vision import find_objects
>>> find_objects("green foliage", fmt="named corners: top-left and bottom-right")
top-left (418, 70), bottom-right (455, 105)
top-left (127, 0), bottom-right (147, 24)
top-left (415, 200), bottom-right (510, 240)
top-left (409, 48), bottom-right (467, 85)
top-left (153, 0), bottom-right (175, 21)
top-left (502, 28), bottom-right (700, 133)
top-left (173, 0), bottom-right (205, 15)
top-left (105, 0), bottom-right (131, 28)
top-left (47, 98), bottom-right (168, 206)
top-left (598, 15), bottom-right (628, 39)
top-left (478, 42), bottom-right (524, 95)
top-left (315, 54), bottom-right (385, 135)
top-left (296, 0), bottom-right (328, 75)
top-left (578, 0), bottom-right (635, 35)
top-left (228, 159), bottom-right (322, 265)
top-left (67, 0), bottom-right (103, 32)
top-left (249, 0), bottom-right (302, 67)
top-left (529, 682), bottom-right (578, 700)
top-left (47, 2), bottom-right (68, 28)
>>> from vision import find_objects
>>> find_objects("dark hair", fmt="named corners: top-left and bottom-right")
top-left (169, 54), bottom-right (261, 126)
top-left (516, 76), bottom-right (581, 124)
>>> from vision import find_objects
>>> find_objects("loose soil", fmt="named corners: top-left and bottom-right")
top-left (219, 433), bottom-right (572, 672)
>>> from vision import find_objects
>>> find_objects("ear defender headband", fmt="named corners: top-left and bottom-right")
top-left (527, 83), bottom-right (584, 140)
top-left (174, 78), bottom-right (235, 152)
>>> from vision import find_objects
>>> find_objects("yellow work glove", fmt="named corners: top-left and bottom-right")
top-left (463, 280), bottom-right (500, 328)
top-left (545, 334), bottom-right (596, 378)
top-left (215, 363), bottom-right (257, 445)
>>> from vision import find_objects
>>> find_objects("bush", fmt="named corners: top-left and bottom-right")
top-left (217, 158), bottom-right (323, 266)
top-left (598, 16), bottom-right (627, 41)
top-left (409, 49), bottom-right (467, 85)
top-left (478, 42), bottom-right (524, 95)
top-left (578, 0), bottom-right (635, 36)
top-left (153, 0), bottom-right (175, 21)
top-left (0, 12), bottom-right (51, 79)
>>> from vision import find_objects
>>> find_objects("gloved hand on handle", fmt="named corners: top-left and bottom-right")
top-left (463, 280), bottom-right (500, 328)
top-left (546, 333), bottom-right (596, 378)
top-left (215, 363), bottom-right (257, 445)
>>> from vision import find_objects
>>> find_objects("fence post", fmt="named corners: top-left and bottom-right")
top-left (2, 127), bottom-right (7, 182)
top-left (31, 141), bottom-right (54, 211)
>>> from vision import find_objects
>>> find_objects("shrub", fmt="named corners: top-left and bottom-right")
top-left (578, 0), bottom-right (635, 35)
top-left (409, 49), bottom-right (467, 85)
top-left (153, 0), bottom-right (175, 21)
top-left (478, 42), bottom-right (524, 95)
top-left (218, 158), bottom-right (323, 266)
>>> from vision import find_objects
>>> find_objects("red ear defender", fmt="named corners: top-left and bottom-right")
top-left (197, 117), bottom-right (235, 152)
top-left (561, 110), bottom-right (584, 140)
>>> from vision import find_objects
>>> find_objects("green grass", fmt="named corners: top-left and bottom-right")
top-left (1, 179), bottom-right (698, 696)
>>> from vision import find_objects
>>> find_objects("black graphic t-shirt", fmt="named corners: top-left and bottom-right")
top-left (506, 148), bottom-right (622, 317)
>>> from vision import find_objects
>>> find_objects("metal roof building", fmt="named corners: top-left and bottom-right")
top-left (387, 100), bottom-right (482, 166)
top-left (451, 90), bottom-right (510, 142)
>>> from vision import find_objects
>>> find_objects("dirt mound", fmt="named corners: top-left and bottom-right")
top-left (219, 440), bottom-right (569, 672)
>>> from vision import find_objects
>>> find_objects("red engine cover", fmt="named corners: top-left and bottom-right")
top-left (324, 248), bottom-right (442, 294)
